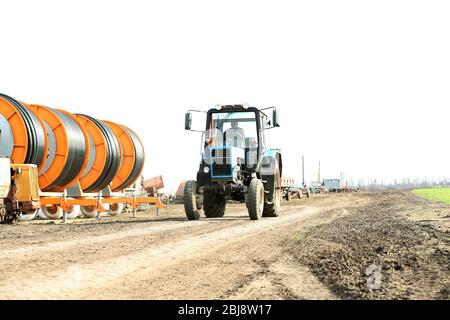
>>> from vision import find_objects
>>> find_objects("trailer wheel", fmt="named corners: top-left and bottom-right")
top-left (41, 205), bottom-right (64, 220)
top-left (203, 183), bottom-right (225, 218)
top-left (247, 178), bottom-right (264, 220)
top-left (100, 203), bottom-right (110, 217)
top-left (64, 204), bottom-right (81, 219)
top-left (184, 180), bottom-right (201, 220)
top-left (37, 209), bottom-right (47, 219)
top-left (19, 209), bottom-right (39, 221)
top-left (81, 205), bottom-right (97, 218)
top-left (108, 203), bottom-right (124, 216)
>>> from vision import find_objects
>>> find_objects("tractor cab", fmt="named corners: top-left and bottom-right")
top-left (204, 106), bottom-right (263, 176)
top-left (186, 104), bottom-right (279, 180)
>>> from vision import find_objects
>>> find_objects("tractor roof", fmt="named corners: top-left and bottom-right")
top-left (208, 104), bottom-right (262, 114)
top-left (220, 104), bottom-right (247, 111)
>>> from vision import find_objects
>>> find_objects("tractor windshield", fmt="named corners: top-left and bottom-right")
top-left (206, 111), bottom-right (258, 149)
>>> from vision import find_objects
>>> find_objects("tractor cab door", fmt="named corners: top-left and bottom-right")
top-left (257, 107), bottom-right (280, 154)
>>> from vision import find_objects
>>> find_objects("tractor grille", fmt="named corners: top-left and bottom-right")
top-left (210, 147), bottom-right (232, 178)
top-left (212, 162), bottom-right (232, 177)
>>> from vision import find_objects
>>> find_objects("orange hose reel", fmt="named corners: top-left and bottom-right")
top-left (0, 96), bottom-right (29, 164)
top-left (103, 121), bottom-right (135, 192)
top-left (75, 114), bottom-right (109, 192)
top-left (1, 93), bottom-right (145, 194)
top-left (26, 104), bottom-right (70, 190)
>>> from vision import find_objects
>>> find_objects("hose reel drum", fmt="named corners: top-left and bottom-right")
top-left (0, 94), bottom-right (145, 194)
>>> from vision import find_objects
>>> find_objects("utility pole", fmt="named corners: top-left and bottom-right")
top-left (301, 155), bottom-right (305, 186)
top-left (317, 161), bottom-right (321, 185)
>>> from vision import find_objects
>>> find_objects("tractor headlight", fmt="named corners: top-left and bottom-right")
top-left (203, 166), bottom-right (210, 174)
top-left (234, 165), bottom-right (241, 172)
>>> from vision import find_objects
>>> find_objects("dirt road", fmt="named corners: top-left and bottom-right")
top-left (0, 191), bottom-right (447, 300)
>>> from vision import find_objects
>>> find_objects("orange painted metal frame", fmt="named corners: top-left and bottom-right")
top-left (39, 196), bottom-right (166, 212)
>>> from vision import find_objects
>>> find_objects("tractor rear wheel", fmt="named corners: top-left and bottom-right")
top-left (203, 183), bottom-right (225, 218)
top-left (184, 180), bottom-right (201, 220)
top-left (263, 163), bottom-right (281, 217)
top-left (247, 178), bottom-right (264, 220)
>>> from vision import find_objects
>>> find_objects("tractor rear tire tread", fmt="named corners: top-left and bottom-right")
top-left (203, 183), bottom-right (225, 218)
top-left (263, 163), bottom-right (281, 217)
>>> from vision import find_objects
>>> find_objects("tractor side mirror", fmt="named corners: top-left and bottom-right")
top-left (272, 109), bottom-right (280, 127)
top-left (185, 112), bottom-right (192, 130)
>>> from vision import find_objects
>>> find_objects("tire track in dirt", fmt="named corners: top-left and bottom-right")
top-left (0, 206), bottom-right (322, 299)
top-left (0, 220), bottom-right (214, 259)
top-left (82, 206), bottom-right (354, 300)
top-left (0, 216), bottom-right (257, 286)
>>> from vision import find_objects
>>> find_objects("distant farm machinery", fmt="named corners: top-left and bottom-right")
top-left (281, 177), bottom-right (310, 201)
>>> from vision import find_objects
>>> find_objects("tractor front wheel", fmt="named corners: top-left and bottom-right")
top-left (184, 180), bottom-right (201, 220)
top-left (247, 178), bottom-right (265, 220)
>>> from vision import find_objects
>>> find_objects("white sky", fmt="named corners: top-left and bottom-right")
top-left (1, 0), bottom-right (449, 192)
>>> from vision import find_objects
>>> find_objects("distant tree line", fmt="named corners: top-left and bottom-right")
top-left (352, 177), bottom-right (450, 190)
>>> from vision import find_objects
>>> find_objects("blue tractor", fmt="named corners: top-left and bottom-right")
top-left (184, 104), bottom-right (282, 220)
